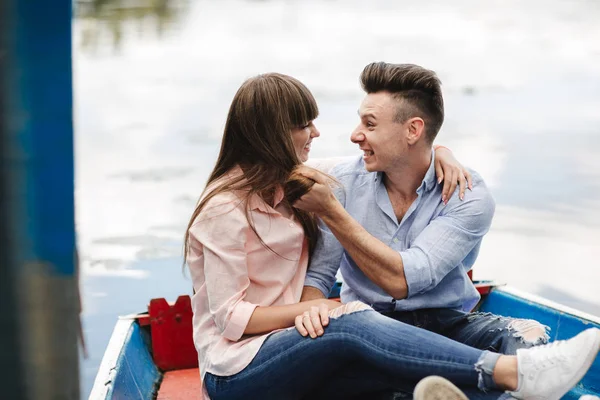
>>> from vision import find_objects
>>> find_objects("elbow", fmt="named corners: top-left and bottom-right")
top-left (220, 322), bottom-right (245, 342)
top-left (218, 302), bottom-right (258, 342)
top-left (386, 264), bottom-right (409, 299)
top-left (387, 282), bottom-right (408, 300)
top-left (301, 285), bottom-right (327, 302)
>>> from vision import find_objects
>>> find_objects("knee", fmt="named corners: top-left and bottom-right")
top-left (506, 319), bottom-right (549, 347)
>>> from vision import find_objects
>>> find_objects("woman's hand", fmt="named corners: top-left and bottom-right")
top-left (294, 300), bottom-right (342, 338)
top-left (434, 146), bottom-right (473, 204)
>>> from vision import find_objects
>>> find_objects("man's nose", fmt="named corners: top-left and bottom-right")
top-left (351, 127), bottom-right (365, 143)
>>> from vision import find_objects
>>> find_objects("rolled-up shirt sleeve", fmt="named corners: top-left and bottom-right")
top-left (188, 206), bottom-right (257, 342)
top-left (400, 185), bottom-right (496, 297)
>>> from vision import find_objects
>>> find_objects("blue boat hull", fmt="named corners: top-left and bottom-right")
top-left (89, 286), bottom-right (600, 399)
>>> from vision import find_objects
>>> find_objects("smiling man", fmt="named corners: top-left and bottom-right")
top-left (295, 62), bottom-right (549, 358)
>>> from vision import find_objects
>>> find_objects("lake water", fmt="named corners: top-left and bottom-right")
top-left (75, 0), bottom-right (600, 397)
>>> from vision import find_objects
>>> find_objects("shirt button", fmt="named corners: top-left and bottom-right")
top-left (289, 223), bottom-right (294, 227)
top-left (393, 238), bottom-right (399, 243)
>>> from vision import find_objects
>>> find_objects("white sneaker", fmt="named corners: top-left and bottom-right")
top-left (413, 376), bottom-right (468, 400)
top-left (510, 327), bottom-right (600, 400)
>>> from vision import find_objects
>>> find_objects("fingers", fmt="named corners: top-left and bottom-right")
top-left (464, 169), bottom-right (473, 191)
top-left (442, 168), bottom-right (471, 204)
top-left (299, 311), bottom-right (316, 338)
top-left (435, 163), bottom-right (444, 185)
top-left (294, 314), bottom-right (309, 337)
top-left (441, 173), bottom-right (453, 204)
top-left (294, 305), bottom-right (330, 338)
top-left (319, 302), bottom-right (329, 327)
top-left (458, 172), bottom-right (467, 201)
top-left (295, 165), bottom-right (328, 185)
top-left (295, 310), bottom-right (320, 339)
top-left (448, 176), bottom-right (458, 203)
top-left (303, 310), bottom-right (316, 338)
top-left (310, 306), bottom-right (323, 336)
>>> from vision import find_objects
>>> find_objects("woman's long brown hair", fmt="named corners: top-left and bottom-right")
top-left (183, 73), bottom-right (321, 264)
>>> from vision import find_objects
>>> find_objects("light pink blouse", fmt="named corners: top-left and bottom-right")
top-left (186, 176), bottom-right (309, 391)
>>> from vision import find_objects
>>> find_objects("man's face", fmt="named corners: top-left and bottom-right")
top-left (351, 92), bottom-right (409, 173)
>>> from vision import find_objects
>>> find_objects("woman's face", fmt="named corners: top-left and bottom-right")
top-left (291, 121), bottom-right (320, 162)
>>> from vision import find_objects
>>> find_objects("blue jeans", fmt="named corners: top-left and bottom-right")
top-left (383, 308), bottom-right (549, 356)
top-left (204, 309), bottom-right (508, 400)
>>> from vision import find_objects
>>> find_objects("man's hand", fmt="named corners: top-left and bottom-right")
top-left (294, 300), bottom-right (342, 338)
top-left (292, 166), bottom-right (339, 216)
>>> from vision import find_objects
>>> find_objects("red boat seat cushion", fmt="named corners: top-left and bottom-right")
top-left (157, 368), bottom-right (203, 399)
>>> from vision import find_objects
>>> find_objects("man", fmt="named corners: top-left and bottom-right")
top-left (295, 62), bottom-right (548, 354)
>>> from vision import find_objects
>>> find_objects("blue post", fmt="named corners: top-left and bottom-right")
top-left (0, 0), bottom-right (79, 398)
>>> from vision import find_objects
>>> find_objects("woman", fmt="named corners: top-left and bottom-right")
top-left (184, 73), bottom-right (599, 400)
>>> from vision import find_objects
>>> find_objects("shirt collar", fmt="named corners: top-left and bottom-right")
top-left (420, 149), bottom-right (438, 192)
top-left (248, 186), bottom-right (284, 213)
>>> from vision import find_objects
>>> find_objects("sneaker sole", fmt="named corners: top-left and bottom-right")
top-left (413, 376), bottom-right (469, 400)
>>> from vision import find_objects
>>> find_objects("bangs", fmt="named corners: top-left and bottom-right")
top-left (285, 79), bottom-right (319, 128)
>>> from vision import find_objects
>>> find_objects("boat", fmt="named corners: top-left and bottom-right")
top-left (89, 281), bottom-right (600, 399)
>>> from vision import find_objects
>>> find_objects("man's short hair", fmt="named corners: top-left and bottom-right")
top-left (360, 62), bottom-right (444, 144)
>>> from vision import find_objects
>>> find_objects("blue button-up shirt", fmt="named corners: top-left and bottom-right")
top-left (304, 152), bottom-right (495, 312)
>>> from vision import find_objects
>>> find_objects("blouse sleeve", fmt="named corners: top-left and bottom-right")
top-left (188, 205), bottom-right (257, 342)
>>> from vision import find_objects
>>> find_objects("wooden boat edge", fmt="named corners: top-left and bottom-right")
top-left (89, 317), bottom-right (161, 400)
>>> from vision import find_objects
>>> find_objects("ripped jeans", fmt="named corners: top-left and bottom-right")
top-left (382, 308), bottom-right (549, 356)
top-left (204, 303), bottom-right (508, 400)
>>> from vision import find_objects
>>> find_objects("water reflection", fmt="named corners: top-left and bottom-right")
top-left (75, 0), bottom-right (189, 52)
top-left (75, 0), bottom-right (600, 397)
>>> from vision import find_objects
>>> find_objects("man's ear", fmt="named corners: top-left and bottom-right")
top-left (406, 117), bottom-right (425, 145)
